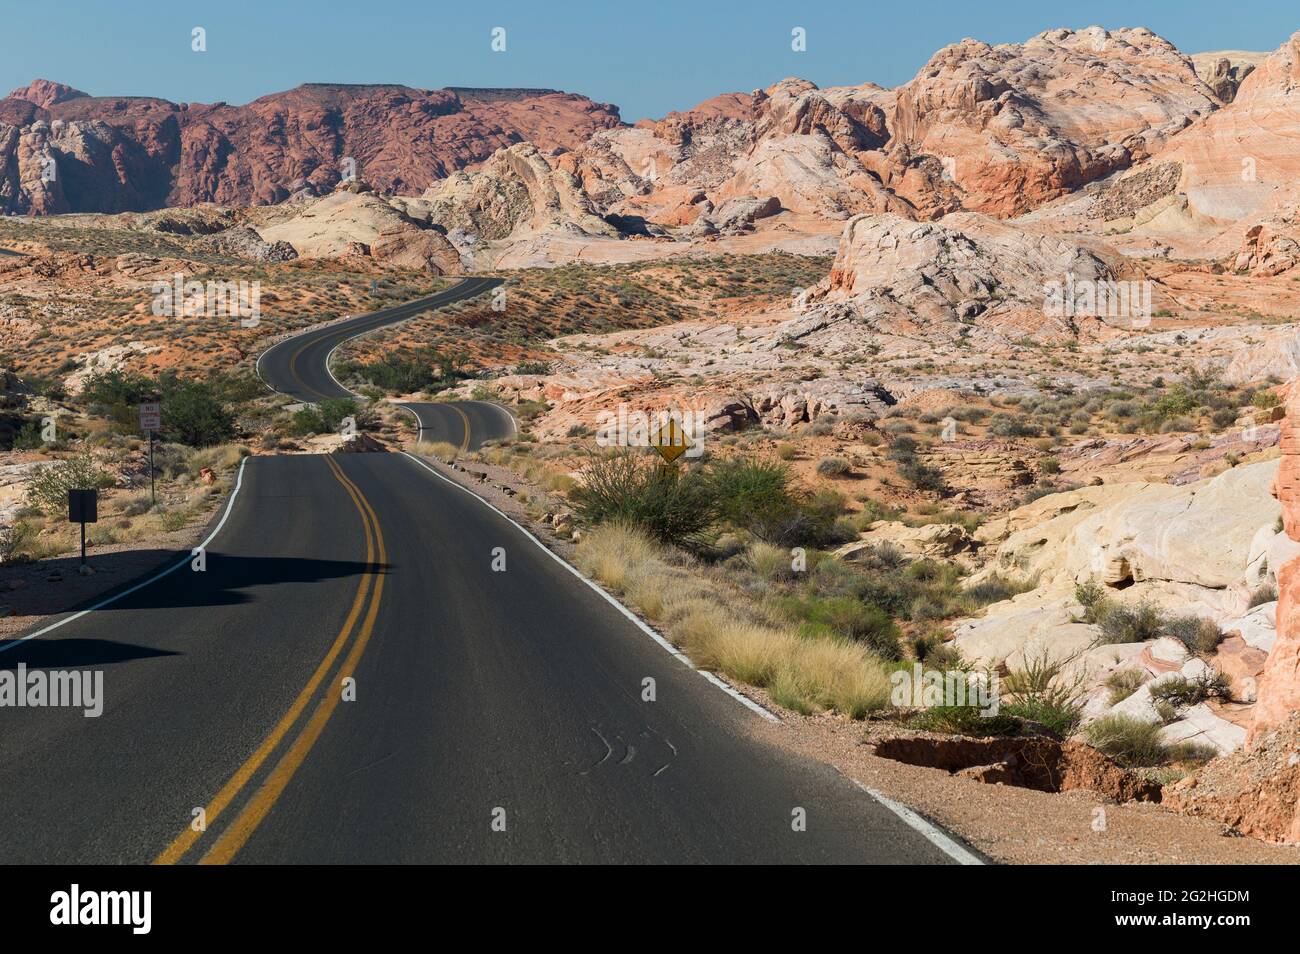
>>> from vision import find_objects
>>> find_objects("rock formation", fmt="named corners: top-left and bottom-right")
top-left (255, 185), bottom-right (463, 273)
top-left (883, 27), bottom-right (1218, 216)
top-left (1153, 33), bottom-right (1300, 226)
top-left (808, 211), bottom-right (1128, 346)
top-left (1252, 383), bottom-right (1300, 742)
top-left (0, 82), bottom-right (621, 214)
top-left (1190, 51), bottom-right (1268, 103)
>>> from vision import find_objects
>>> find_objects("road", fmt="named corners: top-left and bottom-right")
top-left (256, 275), bottom-right (514, 450)
top-left (0, 453), bottom-right (969, 863)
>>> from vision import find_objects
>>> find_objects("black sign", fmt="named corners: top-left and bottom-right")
top-left (67, 488), bottom-right (98, 524)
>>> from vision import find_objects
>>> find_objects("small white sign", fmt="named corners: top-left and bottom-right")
top-left (139, 402), bottom-right (161, 431)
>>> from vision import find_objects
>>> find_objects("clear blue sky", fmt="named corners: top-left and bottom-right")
top-left (3, 1), bottom-right (1296, 120)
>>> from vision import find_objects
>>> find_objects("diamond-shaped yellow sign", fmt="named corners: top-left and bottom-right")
top-left (650, 416), bottom-right (693, 465)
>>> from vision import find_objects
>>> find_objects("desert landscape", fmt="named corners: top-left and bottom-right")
top-left (4, 21), bottom-right (1300, 868)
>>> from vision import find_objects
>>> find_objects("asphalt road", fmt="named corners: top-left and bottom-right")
top-left (0, 453), bottom-right (966, 864)
top-left (255, 275), bottom-right (514, 450)
top-left (403, 399), bottom-right (516, 451)
top-left (255, 276), bottom-right (503, 403)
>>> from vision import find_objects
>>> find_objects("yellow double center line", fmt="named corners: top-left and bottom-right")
top-left (153, 456), bottom-right (386, 865)
top-left (453, 405), bottom-right (472, 453)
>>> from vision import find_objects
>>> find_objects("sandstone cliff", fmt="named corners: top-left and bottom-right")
top-left (0, 81), bottom-right (622, 214)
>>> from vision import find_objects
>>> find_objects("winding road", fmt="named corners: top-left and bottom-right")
top-left (255, 276), bottom-right (515, 450)
top-left (0, 279), bottom-right (980, 865)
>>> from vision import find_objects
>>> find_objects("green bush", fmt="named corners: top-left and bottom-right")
top-left (26, 455), bottom-right (115, 515)
top-left (1164, 615), bottom-right (1223, 655)
top-left (336, 346), bottom-right (469, 395)
top-left (288, 397), bottom-right (369, 437)
top-left (910, 705), bottom-right (1019, 737)
top-left (12, 419), bottom-right (46, 450)
top-left (570, 450), bottom-right (717, 543)
top-left (771, 594), bottom-right (901, 659)
top-left (162, 383), bottom-right (236, 447)
top-left (707, 458), bottom-right (796, 530)
top-left (1097, 600), bottom-right (1168, 644)
top-left (1083, 714), bottom-right (1168, 767)
top-left (1001, 652), bottom-right (1084, 738)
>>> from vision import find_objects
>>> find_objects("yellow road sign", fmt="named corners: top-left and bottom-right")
top-left (650, 416), bottom-right (693, 464)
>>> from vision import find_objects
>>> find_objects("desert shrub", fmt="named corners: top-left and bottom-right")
top-left (26, 455), bottom-right (115, 515)
top-left (11, 419), bottom-right (46, 450)
top-left (162, 383), bottom-right (236, 446)
top-left (1083, 714), bottom-right (1167, 767)
top-left (899, 458), bottom-right (947, 493)
top-left (1152, 385), bottom-right (1196, 420)
top-left (1074, 578), bottom-right (1109, 622)
top-left (1096, 600), bottom-right (1168, 644)
top-left (0, 521), bottom-right (36, 562)
top-left (1104, 669), bottom-right (1147, 706)
top-left (337, 346), bottom-right (468, 394)
top-left (988, 413), bottom-right (1040, 438)
top-left (79, 369), bottom-right (158, 407)
top-left (910, 704), bottom-right (1019, 737)
top-left (707, 458), bottom-right (795, 530)
top-left (1211, 407), bottom-right (1238, 429)
top-left (1247, 582), bottom-right (1278, 608)
top-left (770, 594), bottom-right (901, 659)
top-left (816, 456), bottom-right (851, 477)
top-left (1164, 615), bottom-right (1223, 655)
top-left (1150, 672), bottom-right (1230, 708)
top-left (414, 440), bottom-right (460, 464)
top-left (1000, 651), bottom-right (1085, 737)
top-left (288, 397), bottom-right (369, 437)
top-left (570, 450), bottom-right (716, 543)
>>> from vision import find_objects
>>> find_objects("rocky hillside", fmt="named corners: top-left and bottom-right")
top-left (0, 81), bottom-right (622, 214)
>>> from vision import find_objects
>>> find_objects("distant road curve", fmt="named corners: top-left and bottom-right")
top-left (255, 276), bottom-right (515, 449)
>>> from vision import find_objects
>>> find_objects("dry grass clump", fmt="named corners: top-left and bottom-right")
top-left (575, 523), bottom-right (892, 718)
top-left (414, 440), bottom-right (461, 463)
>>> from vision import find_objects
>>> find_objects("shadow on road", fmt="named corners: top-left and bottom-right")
top-left (3, 550), bottom-right (390, 621)
top-left (0, 638), bottom-right (179, 670)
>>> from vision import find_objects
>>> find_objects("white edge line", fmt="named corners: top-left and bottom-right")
top-left (398, 450), bottom-right (778, 723)
top-left (0, 456), bottom-right (252, 653)
top-left (850, 780), bottom-right (986, 866)
top-left (400, 449), bottom-right (988, 862)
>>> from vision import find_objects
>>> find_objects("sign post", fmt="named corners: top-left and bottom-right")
top-left (67, 488), bottom-right (98, 571)
top-left (139, 402), bottom-right (161, 505)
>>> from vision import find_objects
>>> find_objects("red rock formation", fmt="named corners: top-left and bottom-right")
top-left (1252, 381), bottom-right (1300, 742)
top-left (886, 27), bottom-right (1218, 217)
top-left (0, 81), bottom-right (622, 214)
